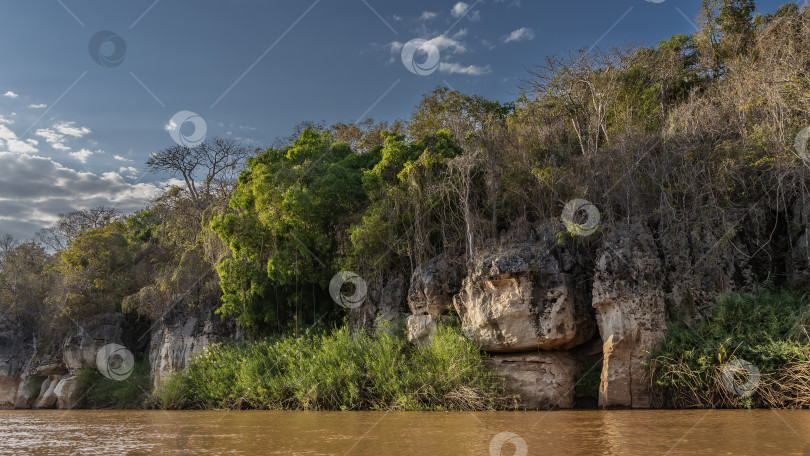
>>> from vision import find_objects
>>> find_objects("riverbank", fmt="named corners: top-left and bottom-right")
top-left (61, 290), bottom-right (810, 412)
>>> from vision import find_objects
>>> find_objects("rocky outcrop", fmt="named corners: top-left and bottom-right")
top-left (486, 351), bottom-right (579, 409)
top-left (54, 376), bottom-right (79, 410)
top-left (452, 242), bottom-right (595, 353)
top-left (406, 314), bottom-right (436, 347)
top-left (408, 255), bottom-right (464, 319)
top-left (149, 303), bottom-right (239, 389)
top-left (592, 221), bottom-right (667, 408)
top-left (62, 316), bottom-right (125, 373)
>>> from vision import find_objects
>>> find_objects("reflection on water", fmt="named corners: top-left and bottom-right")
top-left (0, 409), bottom-right (808, 455)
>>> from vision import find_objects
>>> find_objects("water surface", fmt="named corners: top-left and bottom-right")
top-left (1, 409), bottom-right (808, 455)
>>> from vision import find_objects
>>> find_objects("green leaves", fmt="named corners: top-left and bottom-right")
top-left (211, 128), bottom-right (372, 330)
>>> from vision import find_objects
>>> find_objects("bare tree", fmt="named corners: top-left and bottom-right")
top-left (35, 206), bottom-right (123, 252)
top-left (146, 137), bottom-right (252, 211)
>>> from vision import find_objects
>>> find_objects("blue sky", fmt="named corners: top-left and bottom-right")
top-left (0, 0), bottom-right (790, 239)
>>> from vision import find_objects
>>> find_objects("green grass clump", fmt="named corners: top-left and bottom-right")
top-left (74, 360), bottom-right (152, 408)
top-left (156, 323), bottom-right (514, 411)
top-left (650, 290), bottom-right (810, 408)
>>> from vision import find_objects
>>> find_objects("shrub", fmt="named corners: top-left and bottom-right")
top-left (74, 360), bottom-right (151, 409)
top-left (156, 323), bottom-right (514, 411)
top-left (650, 290), bottom-right (810, 408)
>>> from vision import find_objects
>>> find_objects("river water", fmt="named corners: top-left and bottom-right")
top-left (0, 409), bottom-right (808, 455)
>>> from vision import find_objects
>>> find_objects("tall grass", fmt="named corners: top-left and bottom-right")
top-left (650, 290), bottom-right (810, 408)
top-left (156, 323), bottom-right (515, 411)
top-left (74, 360), bottom-right (151, 409)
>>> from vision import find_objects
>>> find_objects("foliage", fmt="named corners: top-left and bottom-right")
top-left (211, 128), bottom-right (374, 330)
top-left (650, 290), bottom-right (810, 408)
top-left (156, 323), bottom-right (514, 411)
top-left (74, 360), bottom-right (152, 409)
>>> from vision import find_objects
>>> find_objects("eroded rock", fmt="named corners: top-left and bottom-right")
top-left (54, 376), bottom-right (79, 410)
top-left (149, 303), bottom-right (239, 389)
top-left (487, 351), bottom-right (578, 409)
top-left (408, 255), bottom-right (464, 319)
top-left (453, 243), bottom-right (595, 352)
top-left (592, 221), bottom-right (667, 408)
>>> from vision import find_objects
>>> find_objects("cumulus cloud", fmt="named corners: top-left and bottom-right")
top-left (439, 62), bottom-right (492, 76)
top-left (28, 104), bottom-right (47, 109)
top-left (54, 121), bottom-right (91, 138)
top-left (69, 149), bottom-right (94, 163)
top-left (0, 152), bottom-right (160, 239)
top-left (0, 125), bottom-right (38, 154)
top-left (504, 27), bottom-right (535, 43)
top-left (388, 35), bottom-right (467, 57)
top-left (113, 154), bottom-right (133, 162)
top-left (451, 2), bottom-right (469, 17)
top-left (118, 166), bottom-right (139, 178)
top-left (450, 2), bottom-right (480, 21)
top-left (35, 121), bottom-right (92, 151)
top-left (420, 11), bottom-right (438, 21)
top-left (3, 91), bottom-right (18, 99)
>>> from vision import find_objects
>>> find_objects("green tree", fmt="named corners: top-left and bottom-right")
top-left (212, 128), bottom-right (374, 330)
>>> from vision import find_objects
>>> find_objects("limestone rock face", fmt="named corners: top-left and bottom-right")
top-left (406, 314), bottom-right (436, 347)
top-left (659, 226), bottom-right (753, 325)
top-left (62, 317), bottom-right (124, 373)
top-left (487, 351), bottom-right (579, 409)
top-left (14, 377), bottom-right (41, 409)
top-left (34, 375), bottom-right (62, 409)
top-left (453, 243), bottom-right (595, 352)
top-left (408, 256), bottom-right (464, 319)
top-left (149, 303), bottom-right (239, 389)
top-left (592, 221), bottom-right (667, 408)
top-left (54, 376), bottom-right (78, 410)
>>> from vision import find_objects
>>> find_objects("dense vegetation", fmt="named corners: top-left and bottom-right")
top-left (0, 0), bottom-right (809, 409)
top-left (156, 323), bottom-right (514, 411)
top-left (650, 290), bottom-right (810, 408)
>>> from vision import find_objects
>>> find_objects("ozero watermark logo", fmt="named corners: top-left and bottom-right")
top-left (561, 198), bottom-right (601, 237)
top-left (88, 31), bottom-right (127, 68)
top-left (329, 271), bottom-right (367, 309)
top-left (96, 344), bottom-right (135, 381)
top-left (167, 111), bottom-right (207, 147)
top-left (401, 38), bottom-right (440, 76)
top-left (721, 359), bottom-right (761, 397)
top-left (489, 431), bottom-right (527, 456)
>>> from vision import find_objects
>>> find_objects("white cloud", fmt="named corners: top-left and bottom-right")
top-left (451, 2), bottom-right (469, 17)
top-left (69, 149), bottom-right (94, 163)
top-left (164, 120), bottom-right (177, 132)
top-left (36, 121), bottom-right (92, 151)
top-left (0, 152), bottom-right (160, 239)
top-left (3, 91), bottom-right (18, 99)
top-left (119, 166), bottom-right (138, 178)
top-left (428, 35), bottom-right (467, 53)
top-left (450, 2), bottom-right (479, 21)
top-left (439, 62), bottom-right (492, 76)
top-left (54, 121), bottom-right (91, 138)
top-left (113, 154), bottom-right (133, 162)
top-left (420, 11), bottom-right (438, 21)
top-left (0, 125), bottom-right (38, 154)
top-left (28, 104), bottom-right (47, 109)
top-left (504, 27), bottom-right (535, 43)
top-left (0, 115), bottom-right (13, 125)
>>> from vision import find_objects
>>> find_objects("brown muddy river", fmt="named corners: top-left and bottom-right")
top-left (0, 409), bottom-right (808, 455)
